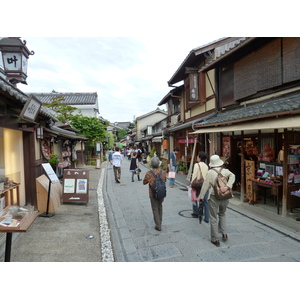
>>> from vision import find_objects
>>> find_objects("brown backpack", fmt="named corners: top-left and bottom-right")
top-left (212, 168), bottom-right (232, 200)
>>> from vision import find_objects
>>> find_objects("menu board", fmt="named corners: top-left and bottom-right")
top-left (62, 169), bottom-right (89, 204)
top-left (42, 163), bottom-right (60, 183)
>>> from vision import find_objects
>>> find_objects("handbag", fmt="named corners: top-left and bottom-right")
top-left (190, 186), bottom-right (198, 201)
top-left (191, 163), bottom-right (204, 191)
top-left (135, 168), bottom-right (141, 175)
top-left (168, 171), bottom-right (176, 178)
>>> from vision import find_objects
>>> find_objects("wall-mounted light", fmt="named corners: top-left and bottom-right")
top-left (37, 127), bottom-right (43, 139)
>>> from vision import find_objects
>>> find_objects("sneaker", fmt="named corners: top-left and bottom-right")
top-left (211, 240), bottom-right (220, 247)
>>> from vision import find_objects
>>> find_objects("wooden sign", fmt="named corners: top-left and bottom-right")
top-left (245, 160), bottom-right (255, 202)
top-left (189, 73), bottom-right (199, 102)
top-left (62, 169), bottom-right (89, 204)
top-left (20, 95), bottom-right (42, 122)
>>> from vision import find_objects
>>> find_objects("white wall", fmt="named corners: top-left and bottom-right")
top-left (4, 129), bottom-right (25, 205)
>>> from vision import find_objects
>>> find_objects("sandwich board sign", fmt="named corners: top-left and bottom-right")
top-left (62, 169), bottom-right (89, 204)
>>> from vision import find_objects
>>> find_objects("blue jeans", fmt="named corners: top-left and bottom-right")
top-left (192, 189), bottom-right (210, 222)
top-left (169, 165), bottom-right (177, 186)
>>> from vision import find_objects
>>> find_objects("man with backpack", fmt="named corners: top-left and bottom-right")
top-left (198, 155), bottom-right (235, 247)
top-left (143, 157), bottom-right (167, 231)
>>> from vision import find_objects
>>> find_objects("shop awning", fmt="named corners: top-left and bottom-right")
top-left (190, 115), bottom-right (300, 134)
top-left (152, 136), bottom-right (163, 143)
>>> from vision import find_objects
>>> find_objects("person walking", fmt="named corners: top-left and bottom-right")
top-left (190, 151), bottom-right (209, 223)
top-left (198, 154), bottom-right (235, 247)
top-left (127, 147), bottom-right (132, 160)
top-left (108, 148), bottom-right (113, 164)
top-left (169, 147), bottom-right (179, 187)
top-left (112, 147), bottom-right (123, 183)
top-left (143, 157), bottom-right (167, 231)
top-left (129, 152), bottom-right (142, 182)
top-left (137, 148), bottom-right (142, 162)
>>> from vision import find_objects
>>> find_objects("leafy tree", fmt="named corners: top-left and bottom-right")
top-left (117, 128), bottom-right (129, 141)
top-left (71, 115), bottom-right (108, 157)
top-left (43, 95), bottom-right (81, 123)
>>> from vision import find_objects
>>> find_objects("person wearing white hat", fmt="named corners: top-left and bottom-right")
top-left (198, 154), bottom-right (235, 247)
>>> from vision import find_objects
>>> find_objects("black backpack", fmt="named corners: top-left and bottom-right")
top-left (150, 170), bottom-right (166, 199)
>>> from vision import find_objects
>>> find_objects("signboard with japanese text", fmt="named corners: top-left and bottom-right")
top-left (42, 163), bottom-right (60, 183)
top-left (245, 160), bottom-right (255, 202)
top-left (62, 169), bottom-right (89, 204)
top-left (20, 95), bottom-right (42, 122)
top-left (189, 73), bottom-right (199, 102)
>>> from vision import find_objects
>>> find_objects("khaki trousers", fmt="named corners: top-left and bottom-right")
top-left (113, 166), bottom-right (121, 182)
top-left (150, 197), bottom-right (164, 230)
top-left (209, 195), bottom-right (229, 242)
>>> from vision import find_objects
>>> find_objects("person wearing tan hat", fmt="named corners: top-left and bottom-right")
top-left (198, 154), bottom-right (235, 247)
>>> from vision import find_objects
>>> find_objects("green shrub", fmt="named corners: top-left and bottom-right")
top-left (48, 154), bottom-right (59, 169)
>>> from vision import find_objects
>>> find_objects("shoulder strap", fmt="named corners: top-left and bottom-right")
top-left (159, 169), bottom-right (162, 178)
top-left (212, 168), bottom-right (221, 175)
top-left (197, 163), bottom-right (202, 173)
top-left (150, 170), bottom-right (157, 179)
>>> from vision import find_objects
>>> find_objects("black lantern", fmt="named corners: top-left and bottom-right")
top-left (0, 37), bottom-right (34, 85)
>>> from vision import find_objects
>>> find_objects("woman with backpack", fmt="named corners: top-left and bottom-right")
top-left (190, 151), bottom-right (209, 223)
top-left (197, 155), bottom-right (235, 247)
top-left (143, 157), bottom-right (167, 231)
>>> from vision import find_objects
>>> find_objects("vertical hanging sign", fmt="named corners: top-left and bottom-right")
top-left (245, 160), bottom-right (255, 202)
top-left (189, 73), bottom-right (199, 102)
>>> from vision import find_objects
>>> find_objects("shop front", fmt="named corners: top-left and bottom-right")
top-left (176, 136), bottom-right (195, 174)
top-left (191, 115), bottom-right (300, 218)
top-left (164, 124), bottom-right (207, 178)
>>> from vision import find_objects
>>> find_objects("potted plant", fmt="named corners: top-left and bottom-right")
top-left (178, 161), bottom-right (187, 175)
top-left (48, 154), bottom-right (59, 171)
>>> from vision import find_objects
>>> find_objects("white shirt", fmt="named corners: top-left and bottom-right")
top-left (112, 151), bottom-right (122, 167)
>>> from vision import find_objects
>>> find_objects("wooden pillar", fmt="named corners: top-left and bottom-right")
top-left (241, 131), bottom-right (245, 201)
top-left (282, 129), bottom-right (288, 216)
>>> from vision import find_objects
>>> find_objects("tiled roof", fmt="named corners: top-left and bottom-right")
top-left (0, 76), bottom-right (58, 121)
top-left (135, 108), bottom-right (168, 120)
top-left (168, 37), bottom-right (250, 86)
top-left (195, 92), bottom-right (300, 127)
top-left (113, 122), bottom-right (131, 129)
top-left (30, 92), bottom-right (98, 105)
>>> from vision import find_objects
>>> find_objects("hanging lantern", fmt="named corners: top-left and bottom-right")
top-left (0, 37), bottom-right (34, 85)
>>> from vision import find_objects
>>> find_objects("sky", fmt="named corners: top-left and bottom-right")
top-left (2, 1), bottom-right (295, 125)
top-left (17, 36), bottom-right (221, 123)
